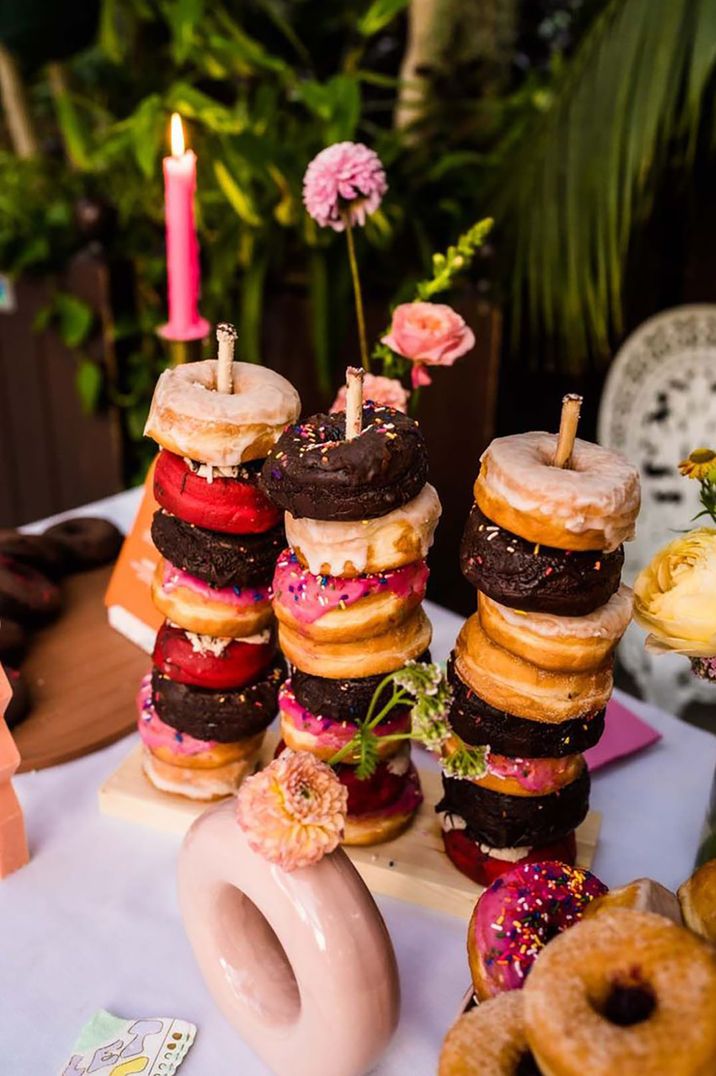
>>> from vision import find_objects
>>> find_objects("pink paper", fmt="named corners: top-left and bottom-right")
top-left (585, 697), bottom-right (661, 772)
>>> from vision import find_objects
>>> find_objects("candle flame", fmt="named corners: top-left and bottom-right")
top-left (170, 112), bottom-right (185, 157)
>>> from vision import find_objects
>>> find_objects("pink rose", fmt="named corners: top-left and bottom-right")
top-left (381, 301), bottom-right (475, 387)
top-left (331, 373), bottom-right (409, 413)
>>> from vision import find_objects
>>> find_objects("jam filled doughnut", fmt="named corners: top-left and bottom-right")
top-left (151, 510), bottom-right (284, 589)
top-left (0, 530), bottom-right (69, 579)
top-left (475, 432), bottom-right (641, 552)
top-left (151, 621), bottom-right (274, 690)
top-left (0, 557), bottom-right (61, 625)
top-left (153, 450), bottom-right (281, 535)
top-left (439, 992), bottom-right (538, 1076)
top-left (43, 516), bottom-right (123, 570)
top-left (151, 559), bottom-right (273, 637)
top-left (524, 910), bottom-right (716, 1076)
top-left (461, 503), bottom-right (624, 616)
top-left (467, 861), bottom-right (607, 1001)
top-left (261, 404), bottom-right (428, 521)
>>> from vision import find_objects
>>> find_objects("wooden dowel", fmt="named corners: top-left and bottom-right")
top-left (345, 366), bottom-right (364, 440)
top-left (553, 393), bottom-right (583, 468)
top-left (216, 322), bottom-right (237, 394)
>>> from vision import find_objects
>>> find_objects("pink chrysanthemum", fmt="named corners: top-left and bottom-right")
top-left (236, 749), bottom-right (348, 871)
top-left (331, 373), bottom-right (409, 414)
top-left (303, 142), bottom-right (387, 232)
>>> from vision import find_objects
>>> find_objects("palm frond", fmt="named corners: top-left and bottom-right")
top-left (494, 0), bottom-right (716, 370)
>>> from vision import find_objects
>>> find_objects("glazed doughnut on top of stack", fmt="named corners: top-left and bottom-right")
top-left (140, 324), bottom-right (300, 800)
top-left (262, 368), bottom-right (441, 845)
top-left (438, 396), bottom-right (640, 885)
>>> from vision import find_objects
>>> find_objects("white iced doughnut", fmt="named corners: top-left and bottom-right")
top-left (475, 432), bottom-right (640, 552)
top-left (144, 359), bottom-right (300, 466)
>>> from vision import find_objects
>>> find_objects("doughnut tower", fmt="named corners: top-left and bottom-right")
top-left (437, 396), bottom-right (640, 884)
top-left (139, 325), bottom-right (300, 799)
top-left (261, 369), bottom-right (442, 845)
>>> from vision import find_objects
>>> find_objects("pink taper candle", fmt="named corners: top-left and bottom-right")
top-left (159, 113), bottom-right (210, 342)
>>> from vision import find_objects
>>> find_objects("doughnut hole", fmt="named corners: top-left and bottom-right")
top-left (591, 968), bottom-right (656, 1028)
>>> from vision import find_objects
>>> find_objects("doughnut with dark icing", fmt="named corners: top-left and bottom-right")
top-left (151, 510), bottom-right (284, 589)
top-left (151, 658), bottom-right (284, 742)
top-left (0, 557), bottom-right (61, 624)
top-left (0, 530), bottom-right (69, 579)
top-left (447, 656), bottom-right (605, 757)
top-left (442, 825), bottom-right (578, 889)
top-left (460, 503), bottom-right (623, 616)
top-left (43, 516), bottom-right (123, 570)
top-left (0, 618), bottom-right (28, 665)
top-left (261, 404), bottom-right (428, 521)
top-left (290, 651), bottom-right (431, 723)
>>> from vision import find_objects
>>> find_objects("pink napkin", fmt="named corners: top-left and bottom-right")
top-left (585, 697), bottom-right (661, 772)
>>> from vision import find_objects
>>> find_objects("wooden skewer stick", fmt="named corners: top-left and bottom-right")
top-left (553, 393), bottom-right (583, 468)
top-left (216, 322), bottom-right (238, 394)
top-left (345, 366), bottom-right (364, 440)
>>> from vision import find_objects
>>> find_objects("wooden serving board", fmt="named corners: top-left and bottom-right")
top-left (99, 744), bottom-right (601, 919)
top-left (15, 566), bottom-right (148, 773)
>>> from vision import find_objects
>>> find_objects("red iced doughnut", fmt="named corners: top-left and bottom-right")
top-left (153, 450), bottom-right (281, 535)
top-left (152, 621), bottom-right (275, 690)
top-left (442, 826), bottom-right (578, 889)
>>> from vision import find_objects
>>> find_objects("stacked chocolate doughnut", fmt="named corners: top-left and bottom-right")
top-left (262, 383), bottom-right (442, 844)
top-left (437, 413), bottom-right (640, 884)
top-left (140, 334), bottom-right (300, 799)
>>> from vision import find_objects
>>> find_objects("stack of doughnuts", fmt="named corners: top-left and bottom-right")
top-left (261, 372), bottom-right (442, 844)
top-left (438, 401), bottom-right (640, 884)
top-left (140, 329), bottom-right (300, 799)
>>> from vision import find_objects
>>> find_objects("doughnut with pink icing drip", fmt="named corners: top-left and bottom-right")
top-left (480, 751), bottom-right (583, 795)
top-left (137, 674), bottom-right (218, 757)
top-left (278, 680), bottom-right (411, 760)
top-left (160, 561), bottom-right (270, 609)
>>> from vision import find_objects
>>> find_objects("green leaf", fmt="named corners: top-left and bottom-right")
top-left (297, 76), bottom-right (361, 141)
top-left (213, 161), bottom-right (262, 226)
top-left (55, 294), bottom-right (94, 348)
top-left (166, 0), bottom-right (204, 64)
top-left (358, 0), bottom-right (411, 37)
top-left (129, 95), bottom-right (164, 178)
top-left (75, 360), bottom-right (102, 414)
top-left (98, 0), bottom-right (126, 63)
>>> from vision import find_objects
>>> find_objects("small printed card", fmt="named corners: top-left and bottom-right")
top-left (59, 1010), bottom-right (196, 1076)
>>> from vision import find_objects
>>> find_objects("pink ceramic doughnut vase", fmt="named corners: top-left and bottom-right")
top-left (178, 798), bottom-right (400, 1076)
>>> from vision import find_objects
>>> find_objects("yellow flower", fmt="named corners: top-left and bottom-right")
top-left (678, 448), bottom-right (716, 481)
top-left (634, 528), bottom-right (716, 657)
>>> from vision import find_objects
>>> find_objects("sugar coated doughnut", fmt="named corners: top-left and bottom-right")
top-left (524, 910), bottom-right (716, 1076)
top-left (475, 432), bottom-right (640, 552)
top-left (468, 861), bottom-right (607, 1001)
top-left (152, 621), bottom-right (274, 690)
top-left (145, 359), bottom-right (300, 466)
top-left (151, 559), bottom-right (273, 637)
top-left (585, 878), bottom-right (683, 926)
top-left (151, 510), bottom-right (284, 589)
top-left (678, 859), bottom-right (716, 942)
top-left (439, 992), bottom-right (537, 1076)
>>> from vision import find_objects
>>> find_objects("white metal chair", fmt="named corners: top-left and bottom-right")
top-left (598, 304), bottom-right (716, 715)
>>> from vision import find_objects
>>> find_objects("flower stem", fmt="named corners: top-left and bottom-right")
top-left (343, 214), bottom-right (370, 371)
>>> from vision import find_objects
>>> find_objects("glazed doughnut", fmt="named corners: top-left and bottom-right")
top-left (143, 751), bottom-right (257, 800)
top-left (151, 559), bottom-right (273, 637)
top-left (151, 510), bottom-right (284, 588)
top-left (153, 450), bottom-right (281, 535)
top-left (439, 992), bottom-right (537, 1076)
top-left (43, 516), bottom-right (123, 569)
top-left (278, 679), bottom-right (410, 762)
top-left (441, 821), bottom-right (577, 889)
top-left (272, 549), bottom-right (428, 643)
top-left (461, 503), bottom-right (624, 616)
top-left (152, 658), bottom-right (284, 741)
top-left (0, 618), bottom-right (28, 666)
top-left (585, 878), bottom-right (683, 926)
top-left (290, 654), bottom-right (431, 722)
top-left (285, 482), bottom-right (441, 577)
top-left (151, 621), bottom-right (274, 690)
top-left (523, 910), bottom-right (716, 1076)
top-left (475, 432), bottom-right (640, 552)
top-left (0, 530), bottom-right (68, 579)
top-left (261, 405), bottom-right (428, 520)
top-left (455, 614), bottom-right (613, 723)
top-left (467, 861), bottom-right (607, 1001)
top-left (144, 359), bottom-right (300, 466)
top-left (440, 732), bottom-right (584, 797)
top-left (0, 556), bottom-right (61, 625)
top-left (678, 860), bottom-right (716, 942)
top-left (447, 657), bottom-right (606, 757)
top-left (278, 605), bottom-right (432, 678)
top-left (478, 586), bottom-right (633, 673)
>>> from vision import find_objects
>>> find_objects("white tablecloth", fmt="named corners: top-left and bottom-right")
top-left (3, 490), bottom-right (715, 1075)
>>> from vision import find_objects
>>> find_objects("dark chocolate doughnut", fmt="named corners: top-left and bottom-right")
top-left (291, 651), bottom-right (432, 722)
top-left (261, 404), bottom-right (428, 520)
top-left (0, 557), bottom-right (61, 625)
top-left (436, 767), bottom-right (590, 849)
top-left (151, 658), bottom-right (285, 742)
top-left (447, 656), bottom-right (605, 758)
top-left (4, 667), bottom-right (30, 730)
top-left (460, 503), bottom-right (623, 615)
top-left (0, 530), bottom-right (69, 579)
top-left (151, 510), bottom-right (284, 588)
top-left (0, 618), bottom-right (28, 665)
top-left (43, 516), bottom-right (123, 570)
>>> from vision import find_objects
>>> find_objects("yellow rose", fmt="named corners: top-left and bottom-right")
top-left (634, 528), bottom-right (716, 656)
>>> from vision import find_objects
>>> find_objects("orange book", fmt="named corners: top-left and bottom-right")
top-left (104, 461), bottom-right (163, 653)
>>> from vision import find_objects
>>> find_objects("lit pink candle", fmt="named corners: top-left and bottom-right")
top-left (159, 113), bottom-right (209, 342)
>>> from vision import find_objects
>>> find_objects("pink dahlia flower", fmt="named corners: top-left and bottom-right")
top-left (303, 142), bottom-right (387, 232)
top-left (331, 373), bottom-right (409, 414)
top-left (382, 301), bottom-right (476, 387)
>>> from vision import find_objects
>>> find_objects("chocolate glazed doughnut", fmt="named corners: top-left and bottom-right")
top-left (0, 557), bottom-right (61, 625)
top-left (43, 516), bottom-right (123, 569)
top-left (152, 659), bottom-right (285, 742)
top-left (291, 651), bottom-right (431, 722)
top-left (0, 530), bottom-right (69, 579)
top-left (261, 404), bottom-right (428, 520)
top-left (437, 767), bottom-right (590, 848)
top-left (447, 657), bottom-right (605, 758)
top-left (461, 504), bottom-right (623, 616)
top-left (151, 510), bottom-right (285, 588)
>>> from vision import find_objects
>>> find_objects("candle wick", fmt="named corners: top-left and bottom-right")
top-left (216, 322), bottom-right (237, 394)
